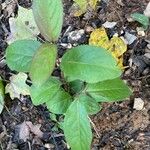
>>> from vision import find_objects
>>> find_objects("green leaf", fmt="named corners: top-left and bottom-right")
top-left (86, 78), bottom-right (132, 102)
top-left (29, 43), bottom-right (57, 86)
top-left (0, 79), bottom-right (4, 114)
top-left (5, 73), bottom-right (30, 99)
top-left (78, 94), bottom-right (101, 115)
top-left (131, 13), bottom-right (149, 29)
top-left (61, 45), bottom-right (121, 83)
top-left (6, 40), bottom-right (41, 72)
top-left (32, 0), bottom-right (63, 42)
top-left (46, 89), bottom-right (72, 114)
top-left (7, 6), bottom-right (40, 44)
top-left (30, 77), bottom-right (61, 105)
top-left (63, 100), bottom-right (92, 150)
top-left (69, 80), bottom-right (84, 93)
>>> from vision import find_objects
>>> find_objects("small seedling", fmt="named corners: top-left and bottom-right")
top-left (5, 0), bottom-right (131, 150)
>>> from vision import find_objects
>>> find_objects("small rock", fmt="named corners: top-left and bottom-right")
top-left (45, 143), bottom-right (55, 149)
top-left (144, 53), bottom-right (150, 59)
top-left (60, 43), bottom-right (72, 49)
top-left (124, 69), bottom-right (131, 76)
top-left (133, 98), bottom-right (144, 110)
top-left (145, 48), bottom-right (150, 53)
top-left (142, 67), bottom-right (150, 75)
top-left (147, 44), bottom-right (150, 49)
top-left (117, 0), bottom-right (125, 6)
top-left (102, 21), bottom-right (117, 29)
top-left (126, 16), bottom-right (134, 22)
top-left (136, 27), bottom-right (145, 36)
top-left (85, 26), bottom-right (94, 33)
top-left (143, 53), bottom-right (150, 65)
top-left (132, 56), bottom-right (147, 72)
top-left (68, 29), bottom-right (85, 43)
top-left (144, 2), bottom-right (150, 17)
top-left (124, 32), bottom-right (137, 45)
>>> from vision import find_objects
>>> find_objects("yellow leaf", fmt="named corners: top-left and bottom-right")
top-left (108, 36), bottom-right (127, 58)
top-left (117, 56), bottom-right (124, 70)
top-left (89, 27), bottom-right (109, 49)
top-left (72, 0), bottom-right (99, 16)
top-left (89, 0), bottom-right (99, 9)
top-left (89, 28), bottom-right (127, 70)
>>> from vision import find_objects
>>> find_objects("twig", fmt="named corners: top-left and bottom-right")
top-left (88, 117), bottom-right (100, 138)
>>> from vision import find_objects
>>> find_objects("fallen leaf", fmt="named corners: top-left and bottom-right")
top-left (89, 27), bottom-right (109, 49)
top-left (7, 6), bottom-right (39, 44)
top-left (89, 0), bottom-right (99, 9)
top-left (89, 28), bottom-right (127, 69)
top-left (72, 0), bottom-right (99, 16)
top-left (18, 121), bottom-right (30, 142)
top-left (5, 72), bottom-right (30, 99)
top-left (108, 36), bottom-right (127, 58)
top-left (18, 121), bottom-right (43, 142)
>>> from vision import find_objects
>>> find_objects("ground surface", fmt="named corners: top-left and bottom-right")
top-left (0, 0), bottom-right (150, 150)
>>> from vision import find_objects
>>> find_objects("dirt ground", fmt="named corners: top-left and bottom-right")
top-left (0, 0), bottom-right (150, 150)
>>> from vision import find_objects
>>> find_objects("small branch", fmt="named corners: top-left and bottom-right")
top-left (88, 117), bottom-right (100, 138)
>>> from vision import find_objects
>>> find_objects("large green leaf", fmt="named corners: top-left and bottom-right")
top-left (0, 79), bottom-right (4, 114)
top-left (29, 43), bottom-right (57, 86)
top-left (63, 100), bottom-right (92, 150)
top-left (78, 94), bottom-right (101, 115)
top-left (30, 77), bottom-right (61, 105)
top-left (6, 40), bottom-right (41, 72)
top-left (32, 0), bottom-right (63, 42)
top-left (61, 45), bottom-right (121, 83)
top-left (86, 78), bottom-right (132, 102)
top-left (46, 89), bottom-right (72, 114)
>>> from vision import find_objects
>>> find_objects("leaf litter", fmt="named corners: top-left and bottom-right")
top-left (89, 27), bottom-right (127, 69)
top-left (0, 0), bottom-right (150, 149)
top-left (7, 6), bottom-right (39, 44)
top-left (5, 72), bottom-right (30, 99)
top-left (17, 121), bottom-right (43, 142)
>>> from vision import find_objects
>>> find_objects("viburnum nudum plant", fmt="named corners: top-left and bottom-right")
top-left (5, 0), bottom-right (131, 150)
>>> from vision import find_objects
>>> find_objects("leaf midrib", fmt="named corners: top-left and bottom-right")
top-left (64, 60), bottom-right (118, 71)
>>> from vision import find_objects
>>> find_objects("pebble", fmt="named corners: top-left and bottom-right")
top-left (136, 27), bottom-right (145, 36)
top-left (124, 32), bottom-right (137, 45)
top-left (144, 53), bottom-right (150, 59)
top-left (133, 98), bottom-right (144, 110)
top-left (143, 53), bottom-right (150, 64)
top-left (142, 67), bottom-right (150, 75)
top-left (60, 43), bottom-right (72, 49)
top-left (126, 16), bottom-right (134, 22)
top-left (145, 48), bottom-right (150, 53)
top-left (85, 26), bottom-right (94, 33)
top-left (102, 21), bottom-right (117, 29)
top-left (144, 2), bottom-right (150, 17)
top-left (147, 44), bottom-right (150, 49)
top-left (44, 143), bottom-right (55, 149)
top-left (68, 29), bottom-right (85, 43)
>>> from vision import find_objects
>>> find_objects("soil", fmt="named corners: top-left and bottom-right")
top-left (0, 0), bottom-right (150, 150)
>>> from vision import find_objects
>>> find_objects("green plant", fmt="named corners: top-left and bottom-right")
top-left (131, 13), bottom-right (149, 30)
top-left (5, 0), bottom-right (131, 149)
